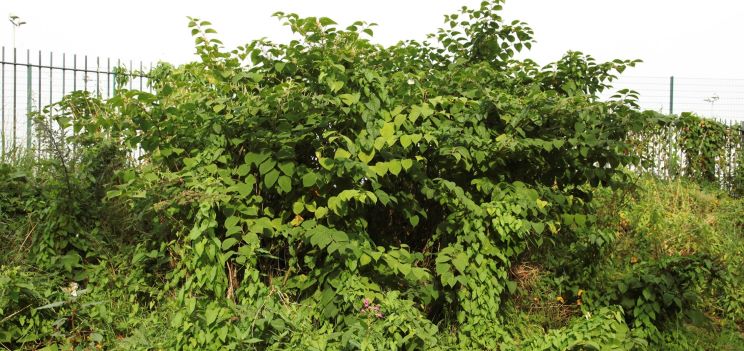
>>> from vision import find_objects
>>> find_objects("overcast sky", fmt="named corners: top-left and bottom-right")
top-left (2, 0), bottom-right (744, 119)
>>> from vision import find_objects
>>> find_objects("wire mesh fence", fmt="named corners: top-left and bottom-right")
top-left (0, 46), bottom-right (152, 159)
top-left (628, 118), bottom-right (743, 192)
top-left (607, 76), bottom-right (744, 121)
top-left (1, 48), bottom-right (742, 191)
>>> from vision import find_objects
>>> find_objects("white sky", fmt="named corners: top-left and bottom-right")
top-left (2, 0), bottom-right (744, 119)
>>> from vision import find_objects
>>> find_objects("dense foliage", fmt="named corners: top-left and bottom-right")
top-left (1, 1), bottom-right (742, 349)
top-left (628, 112), bottom-right (743, 192)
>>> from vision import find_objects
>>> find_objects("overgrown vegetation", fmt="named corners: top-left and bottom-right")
top-left (629, 111), bottom-right (743, 192)
top-left (1, 1), bottom-right (743, 349)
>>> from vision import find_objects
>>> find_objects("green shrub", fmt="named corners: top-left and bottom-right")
top-left (519, 306), bottom-right (647, 351)
top-left (57, 1), bottom-right (647, 348)
top-left (601, 254), bottom-right (721, 330)
top-left (8, 1), bottom-right (743, 349)
top-left (0, 266), bottom-right (60, 348)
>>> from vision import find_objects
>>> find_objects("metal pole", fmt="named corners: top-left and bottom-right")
top-left (13, 47), bottom-right (17, 151)
top-left (26, 49), bottom-right (32, 150)
top-left (61, 53), bottom-right (67, 154)
top-left (73, 54), bottom-right (77, 92)
top-left (84, 55), bottom-right (88, 92)
top-left (96, 56), bottom-right (100, 97)
top-left (1, 46), bottom-right (5, 158)
top-left (107, 57), bottom-right (110, 97)
top-left (49, 52), bottom-right (53, 106)
top-left (62, 53), bottom-right (66, 96)
top-left (669, 76), bottom-right (674, 116)
top-left (115, 58), bottom-right (121, 93)
top-left (37, 50), bottom-right (42, 155)
top-left (37, 51), bottom-right (41, 114)
top-left (47, 51), bottom-right (53, 159)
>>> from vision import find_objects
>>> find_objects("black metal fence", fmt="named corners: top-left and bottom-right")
top-left (1, 46), bottom-right (151, 159)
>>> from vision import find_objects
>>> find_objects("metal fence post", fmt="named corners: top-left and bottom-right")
top-left (49, 52), bottom-right (53, 107)
top-left (26, 49), bottom-right (33, 150)
top-left (13, 47), bottom-right (17, 152)
top-left (73, 54), bottom-right (77, 92)
top-left (96, 56), bottom-right (100, 97)
top-left (107, 58), bottom-right (111, 97)
top-left (1, 47), bottom-right (5, 158)
top-left (37, 50), bottom-right (41, 156)
top-left (669, 76), bottom-right (674, 116)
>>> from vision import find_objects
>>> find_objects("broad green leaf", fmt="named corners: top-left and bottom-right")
top-left (532, 222), bottom-right (545, 234)
top-left (388, 160), bottom-right (402, 175)
top-left (419, 103), bottom-right (434, 117)
top-left (328, 80), bottom-right (344, 92)
top-left (452, 252), bottom-right (468, 273)
top-left (318, 17), bottom-right (337, 26)
top-left (264, 169), bottom-right (280, 188)
top-left (360, 253), bottom-right (372, 266)
top-left (302, 172), bottom-right (318, 187)
top-left (409, 214), bottom-right (420, 227)
top-left (222, 238), bottom-right (239, 250)
top-left (278, 176), bottom-right (292, 193)
top-left (259, 159), bottom-right (277, 175)
top-left (408, 108), bottom-right (421, 123)
top-left (225, 216), bottom-right (240, 229)
top-left (575, 214), bottom-right (587, 226)
top-left (319, 157), bottom-right (334, 170)
top-left (278, 162), bottom-right (295, 176)
top-left (372, 162), bottom-right (389, 176)
top-left (195, 240), bottom-right (205, 256)
top-left (245, 152), bottom-right (270, 167)
top-left (236, 164), bottom-right (251, 177)
top-left (380, 122), bottom-right (395, 139)
top-left (334, 148), bottom-right (351, 160)
top-left (373, 137), bottom-right (386, 151)
top-left (236, 176), bottom-right (255, 197)
top-left (400, 135), bottom-right (412, 148)
top-left (292, 201), bottom-right (305, 214)
top-left (315, 207), bottom-right (329, 218)
top-left (331, 230), bottom-right (348, 243)
top-left (205, 306), bottom-right (219, 325)
top-left (358, 150), bottom-right (375, 164)
top-left (339, 93), bottom-right (360, 106)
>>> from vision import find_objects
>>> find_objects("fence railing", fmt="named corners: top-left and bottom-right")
top-left (1, 46), bottom-right (152, 159)
top-left (604, 76), bottom-right (744, 122)
top-left (2, 48), bottom-right (742, 192)
top-left (629, 117), bottom-right (743, 192)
